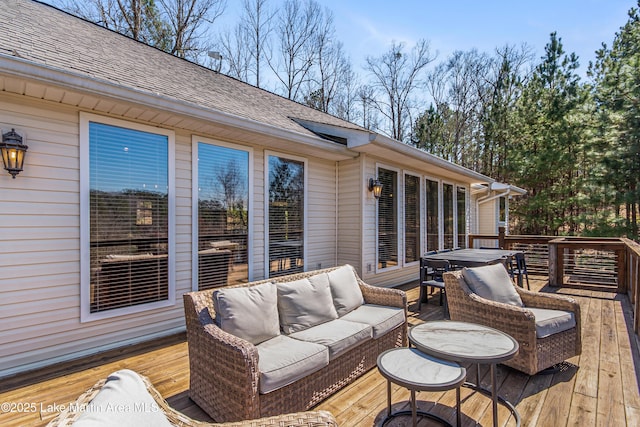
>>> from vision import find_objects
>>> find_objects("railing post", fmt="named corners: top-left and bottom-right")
top-left (548, 239), bottom-right (563, 287)
top-left (498, 227), bottom-right (506, 249)
top-left (617, 246), bottom-right (627, 294)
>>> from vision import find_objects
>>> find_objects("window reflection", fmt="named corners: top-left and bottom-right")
top-left (268, 156), bottom-right (304, 277)
top-left (89, 122), bottom-right (169, 312)
top-left (198, 143), bottom-right (249, 288)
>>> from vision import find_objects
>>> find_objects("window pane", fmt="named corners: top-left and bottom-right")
top-left (443, 183), bottom-right (454, 249)
top-left (89, 122), bottom-right (169, 313)
top-left (457, 187), bottom-right (467, 249)
top-left (499, 196), bottom-right (506, 223)
top-left (378, 168), bottom-right (397, 269)
top-left (268, 156), bottom-right (304, 277)
top-left (198, 143), bottom-right (249, 289)
top-left (405, 175), bottom-right (420, 263)
top-left (425, 179), bottom-right (439, 252)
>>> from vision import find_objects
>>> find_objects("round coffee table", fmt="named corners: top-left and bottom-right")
top-left (409, 321), bottom-right (521, 427)
top-left (377, 347), bottom-right (466, 427)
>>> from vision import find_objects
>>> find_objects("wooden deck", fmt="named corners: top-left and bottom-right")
top-left (1, 277), bottom-right (639, 426)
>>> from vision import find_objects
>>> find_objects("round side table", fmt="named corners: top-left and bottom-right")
top-left (409, 321), bottom-right (521, 427)
top-left (377, 347), bottom-right (467, 427)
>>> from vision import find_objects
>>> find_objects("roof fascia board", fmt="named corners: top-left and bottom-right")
top-left (0, 55), bottom-right (357, 159)
top-left (355, 132), bottom-right (494, 184)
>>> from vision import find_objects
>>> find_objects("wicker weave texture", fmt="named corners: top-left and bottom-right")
top-left (183, 265), bottom-right (407, 422)
top-left (45, 373), bottom-right (337, 427)
top-left (443, 270), bottom-right (581, 375)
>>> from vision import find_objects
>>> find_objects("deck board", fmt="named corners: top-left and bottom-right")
top-left (1, 277), bottom-right (639, 426)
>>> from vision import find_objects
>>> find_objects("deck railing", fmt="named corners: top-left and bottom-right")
top-left (469, 228), bottom-right (640, 335)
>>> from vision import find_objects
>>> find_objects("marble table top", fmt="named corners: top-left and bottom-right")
top-left (377, 348), bottom-right (467, 391)
top-left (409, 321), bottom-right (519, 364)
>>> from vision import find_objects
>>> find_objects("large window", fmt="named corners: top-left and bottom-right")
top-left (196, 142), bottom-right (250, 289)
top-left (425, 178), bottom-right (439, 252)
top-left (457, 187), bottom-right (467, 248)
top-left (443, 183), bottom-right (455, 249)
top-left (268, 155), bottom-right (305, 277)
top-left (404, 174), bottom-right (420, 263)
top-left (378, 168), bottom-right (398, 269)
top-left (81, 115), bottom-right (174, 321)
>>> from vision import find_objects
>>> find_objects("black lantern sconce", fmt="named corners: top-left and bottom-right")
top-left (0, 128), bottom-right (28, 179)
top-left (368, 178), bottom-right (383, 199)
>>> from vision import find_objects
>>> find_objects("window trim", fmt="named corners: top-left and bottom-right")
top-left (402, 170), bottom-right (422, 267)
top-left (264, 151), bottom-right (308, 278)
top-left (375, 163), bottom-right (401, 273)
top-left (80, 113), bottom-right (176, 323)
top-left (192, 136), bottom-right (254, 289)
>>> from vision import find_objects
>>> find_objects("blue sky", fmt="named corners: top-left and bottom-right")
top-left (253, 0), bottom-right (636, 75)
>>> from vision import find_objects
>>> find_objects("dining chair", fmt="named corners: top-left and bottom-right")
top-left (419, 258), bottom-right (450, 312)
top-left (511, 252), bottom-right (530, 289)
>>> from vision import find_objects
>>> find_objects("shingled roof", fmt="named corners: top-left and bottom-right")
top-left (1, 0), bottom-right (366, 139)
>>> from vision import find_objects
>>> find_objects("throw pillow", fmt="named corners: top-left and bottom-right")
top-left (462, 263), bottom-right (524, 307)
top-left (327, 265), bottom-right (364, 316)
top-left (277, 274), bottom-right (339, 333)
top-left (213, 282), bottom-right (280, 345)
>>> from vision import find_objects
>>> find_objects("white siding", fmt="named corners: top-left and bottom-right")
top-left (306, 159), bottom-right (338, 271)
top-left (0, 92), bottom-right (346, 375)
top-left (0, 95), bottom-right (190, 376)
top-left (478, 199), bottom-right (498, 235)
top-left (336, 158), bottom-right (362, 273)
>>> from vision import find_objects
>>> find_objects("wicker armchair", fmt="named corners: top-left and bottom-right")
top-left (46, 371), bottom-right (338, 427)
top-left (443, 270), bottom-right (581, 375)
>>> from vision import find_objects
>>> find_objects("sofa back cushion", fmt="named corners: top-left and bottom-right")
top-left (327, 265), bottom-right (364, 316)
top-left (277, 274), bottom-right (339, 334)
top-left (462, 263), bottom-right (524, 307)
top-left (213, 282), bottom-right (280, 344)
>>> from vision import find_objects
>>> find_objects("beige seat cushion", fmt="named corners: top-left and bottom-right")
top-left (277, 274), bottom-right (339, 333)
top-left (73, 369), bottom-right (173, 427)
top-left (527, 307), bottom-right (576, 338)
top-left (257, 335), bottom-right (329, 394)
top-left (327, 265), bottom-right (364, 316)
top-left (462, 263), bottom-right (524, 307)
top-left (213, 282), bottom-right (280, 345)
top-left (289, 319), bottom-right (372, 359)
top-left (340, 304), bottom-right (405, 338)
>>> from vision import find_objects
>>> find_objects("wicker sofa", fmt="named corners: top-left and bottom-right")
top-left (183, 265), bottom-right (407, 422)
top-left (443, 265), bottom-right (581, 375)
top-left (46, 369), bottom-right (337, 427)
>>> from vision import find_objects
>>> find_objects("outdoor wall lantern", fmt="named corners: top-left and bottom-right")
top-left (368, 178), bottom-right (383, 199)
top-left (0, 128), bottom-right (28, 178)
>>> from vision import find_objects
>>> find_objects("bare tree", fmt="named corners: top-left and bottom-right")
top-left (158, 0), bottom-right (226, 61)
top-left (332, 64), bottom-right (360, 122)
top-left (55, 0), bottom-right (226, 63)
top-left (302, 7), bottom-right (352, 113)
top-left (358, 84), bottom-right (379, 131)
top-left (270, 0), bottom-right (320, 101)
top-left (240, 0), bottom-right (274, 88)
top-left (217, 24), bottom-right (252, 80)
top-left (365, 39), bottom-right (435, 142)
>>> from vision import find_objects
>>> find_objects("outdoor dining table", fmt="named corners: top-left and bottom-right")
top-left (421, 248), bottom-right (522, 267)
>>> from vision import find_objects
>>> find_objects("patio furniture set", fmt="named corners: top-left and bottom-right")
top-left (48, 257), bottom-right (581, 427)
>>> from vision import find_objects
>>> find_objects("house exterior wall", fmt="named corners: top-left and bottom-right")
top-left (358, 155), bottom-right (480, 287)
top-left (478, 198), bottom-right (498, 235)
top-left (0, 92), bottom-right (339, 376)
top-left (336, 157), bottom-right (362, 273)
